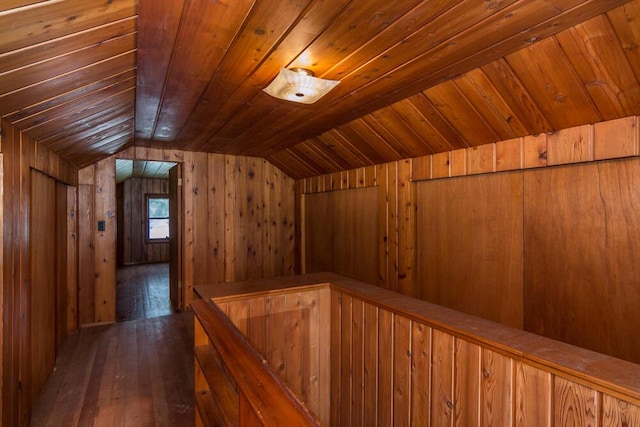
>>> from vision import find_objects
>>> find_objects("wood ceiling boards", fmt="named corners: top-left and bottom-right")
top-left (1, 0), bottom-right (639, 177)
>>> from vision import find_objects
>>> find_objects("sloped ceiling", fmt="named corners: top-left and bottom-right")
top-left (1, 0), bottom-right (639, 179)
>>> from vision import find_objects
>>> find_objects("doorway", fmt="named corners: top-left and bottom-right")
top-left (114, 159), bottom-right (181, 322)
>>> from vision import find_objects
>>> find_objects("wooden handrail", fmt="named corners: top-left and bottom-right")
top-left (191, 299), bottom-right (322, 427)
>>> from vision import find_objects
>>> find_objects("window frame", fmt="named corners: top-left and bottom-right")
top-left (145, 193), bottom-right (170, 243)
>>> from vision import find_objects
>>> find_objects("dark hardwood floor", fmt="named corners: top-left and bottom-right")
top-left (30, 263), bottom-right (194, 426)
top-left (116, 263), bottom-right (175, 322)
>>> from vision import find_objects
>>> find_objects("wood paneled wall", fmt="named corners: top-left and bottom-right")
top-left (416, 172), bottom-right (524, 329)
top-left (117, 177), bottom-right (169, 265)
top-left (303, 187), bottom-right (379, 285)
top-left (217, 287), bottom-right (332, 425)
top-left (523, 159), bottom-right (640, 364)
top-left (329, 287), bottom-right (640, 427)
top-left (77, 146), bottom-right (296, 325)
top-left (296, 159), bottom-right (415, 295)
top-left (1, 121), bottom-right (77, 427)
top-left (297, 115), bottom-right (640, 364)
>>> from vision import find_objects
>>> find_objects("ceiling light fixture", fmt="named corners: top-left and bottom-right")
top-left (263, 68), bottom-right (340, 104)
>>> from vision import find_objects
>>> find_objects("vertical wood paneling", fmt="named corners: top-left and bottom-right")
top-left (393, 315), bottom-right (412, 427)
top-left (93, 157), bottom-right (116, 323)
top-left (340, 294), bottom-right (352, 426)
top-left (78, 150), bottom-right (296, 322)
top-left (496, 138), bottom-right (523, 171)
top-left (285, 292), bottom-right (303, 398)
top-left (547, 124), bottom-right (593, 165)
top-left (227, 299), bottom-right (248, 336)
top-left (594, 116), bottom-right (638, 160)
top-left (454, 338), bottom-right (480, 427)
top-left (524, 159), bottom-right (640, 363)
top-left (417, 172), bottom-right (524, 328)
top-left (467, 144), bottom-right (495, 175)
top-left (602, 395), bottom-right (640, 426)
top-left (330, 290), bottom-right (342, 426)
top-left (182, 151), bottom-right (195, 305)
top-left (363, 303), bottom-right (379, 427)
top-left (191, 152), bottom-right (209, 293)
top-left (119, 177), bottom-right (169, 265)
top-left (212, 281), bottom-right (640, 427)
top-left (351, 298), bottom-right (364, 426)
top-left (522, 134), bottom-right (548, 169)
top-left (397, 159), bottom-right (415, 297)
top-left (207, 154), bottom-right (225, 284)
top-left (247, 297), bottom-right (267, 356)
top-left (431, 329), bottom-right (454, 427)
top-left (316, 288), bottom-right (332, 425)
top-left (303, 290), bottom-right (319, 420)
top-left (554, 378), bottom-right (599, 426)
top-left (378, 308), bottom-right (394, 425)
top-left (77, 183), bottom-right (95, 325)
top-left (30, 170), bottom-right (56, 405)
top-left (267, 294), bottom-right (286, 381)
top-left (246, 157), bottom-right (263, 279)
top-left (480, 349), bottom-right (513, 427)
top-left (2, 124), bottom-right (77, 427)
top-left (411, 321), bottom-right (431, 426)
top-left (514, 362), bottom-right (551, 427)
top-left (304, 187), bottom-right (379, 285)
top-left (386, 162), bottom-right (398, 292)
top-left (377, 163), bottom-right (389, 289)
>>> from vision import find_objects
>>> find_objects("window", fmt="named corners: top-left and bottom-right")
top-left (146, 194), bottom-right (170, 241)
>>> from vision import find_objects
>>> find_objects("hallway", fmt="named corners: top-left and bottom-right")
top-left (30, 263), bottom-right (194, 426)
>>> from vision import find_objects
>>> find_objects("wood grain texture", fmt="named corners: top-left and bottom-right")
top-left (304, 187), bottom-right (379, 285)
top-left (524, 158), bottom-right (640, 363)
top-left (417, 172), bottom-right (524, 328)
top-left (30, 170), bottom-right (57, 406)
top-left (31, 312), bottom-right (194, 427)
top-left (192, 299), bottom-right (321, 427)
top-left (515, 362), bottom-right (551, 427)
top-left (78, 149), bottom-right (296, 320)
top-left (117, 177), bottom-right (169, 265)
top-left (195, 274), bottom-right (640, 427)
top-left (2, 126), bottom-right (77, 427)
top-left (217, 288), bottom-right (331, 426)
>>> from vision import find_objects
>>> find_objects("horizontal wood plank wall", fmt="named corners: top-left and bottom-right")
top-left (77, 147), bottom-right (296, 324)
top-left (118, 177), bottom-right (169, 265)
top-left (1, 121), bottom-right (77, 427)
top-left (330, 288), bottom-right (640, 427)
top-left (214, 287), bottom-right (332, 425)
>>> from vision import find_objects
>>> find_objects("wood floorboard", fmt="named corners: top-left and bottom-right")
top-left (116, 263), bottom-right (175, 322)
top-left (30, 312), bottom-right (194, 426)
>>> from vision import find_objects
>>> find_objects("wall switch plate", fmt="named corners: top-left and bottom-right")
top-left (98, 220), bottom-right (106, 231)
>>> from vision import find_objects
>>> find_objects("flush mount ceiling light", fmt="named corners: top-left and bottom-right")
top-left (263, 68), bottom-right (340, 104)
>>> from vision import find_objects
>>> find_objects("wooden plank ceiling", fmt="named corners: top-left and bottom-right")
top-left (1, 0), bottom-right (639, 178)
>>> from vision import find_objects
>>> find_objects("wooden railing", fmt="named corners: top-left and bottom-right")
top-left (191, 299), bottom-right (321, 427)
top-left (195, 272), bottom-right (640, 426)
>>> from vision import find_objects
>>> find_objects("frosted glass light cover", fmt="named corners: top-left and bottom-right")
top-left (263, 68), bottom-right (340, 104)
